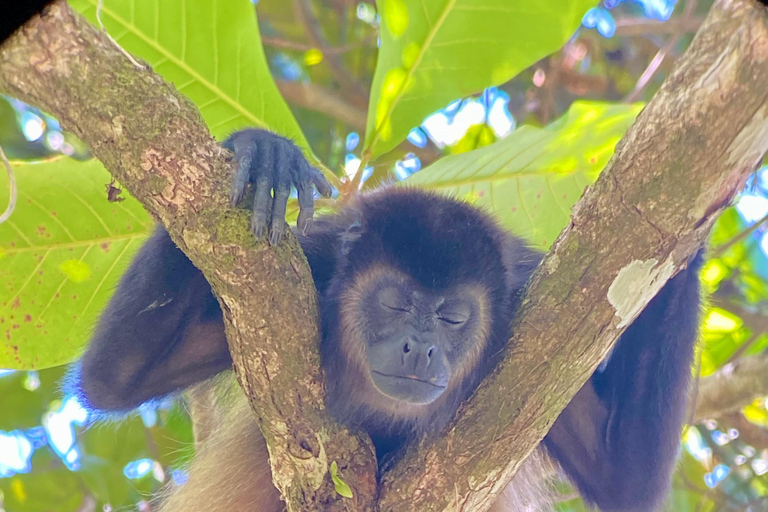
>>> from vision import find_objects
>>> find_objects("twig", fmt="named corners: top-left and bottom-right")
top-left (623, 34), bottom-right (681, 102)
top-left (262, 36), bottom-right (364, 54)
top-left (713, 211), bottom-right (768, 256)
top-left (292, 0), bottom-right (368, 99)
top-left (97, 0), bottom-right (145, 69)
top-left (277, 80), bottom-right (366, 130)
top-left (0, 144), bottom-right (17, 224)
top-left (614, 16), bottom-right (705, 37)
top-left (624, 0), bottom-right (697, 103)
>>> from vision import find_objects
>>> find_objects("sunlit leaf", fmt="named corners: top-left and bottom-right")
top-left (743, 404), bottom-right (768, 428)
top-left (703, 308), bottom-right (742, 333)
top-left (364, 0), bottom-right (597, 158)
top-left (404, 102), bottom-right (641, 248)
top-left (70, 0), bottom-right (315, 160)
top-left (0, 158), bottom-right (153, 370)
top-left (330, 460), bottom-right (354, 499)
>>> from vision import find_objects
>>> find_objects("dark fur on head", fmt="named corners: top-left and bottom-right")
top-left (75, 129), bottom-right (703, 512)
top-left (310, 188), bottom-right (541, 449)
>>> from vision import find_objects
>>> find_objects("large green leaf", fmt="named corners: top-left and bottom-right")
top-left (0, 158), bottom-right (153, 370)
top-left (69, 0), bottom-right (313, 157)
top-left (404, 102), bottom-right (642, 248)
top-left (364, 0), bottom-right (597, 159)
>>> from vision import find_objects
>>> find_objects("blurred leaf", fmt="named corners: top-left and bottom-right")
top-left (671, 452), bottom-right (718, 512)
top-left (744, 404), bottom-right (768, 428)
top-left (151, 406), bottom-right (196, 469)
top-left (0, 158), bottom-right (153, 370)
top-left (404, 102), bottom-right (641, 248)
top-left (449, 123), bottom-right (497, 154)
top-left (0, 449), bottom-right (84, 512)
top-left (70, 0), bottom-right (315, 161)
top-left (0, 367), bottom-right (66, 429)
top-left (364, 0), bottom-right (597, 158)
top-left (79, 416), bottom-right (159, 506)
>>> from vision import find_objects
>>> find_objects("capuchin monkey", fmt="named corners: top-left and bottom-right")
top-left (74, 129), bottom-right (702, 512)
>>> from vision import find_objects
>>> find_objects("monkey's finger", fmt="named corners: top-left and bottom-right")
top-left (228, 139), bottom-right (256, 206)
top-left (252, 175), bottom-right (272, 239)
top-left (297, 183), bottom-right (314, 236)
top-left (269, 146), bottom-right (292, 245)
top-left (270, 186), bottom-right (290, 245)
top-left (251, 141), bottom-right (274, 239)
top-left (310, 167), bottom-right (333, 197)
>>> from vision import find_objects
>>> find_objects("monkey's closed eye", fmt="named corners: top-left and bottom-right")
top-left (378, 287), bottom-right (411, 313)
top-left (438, 313), bottom-right (468, 326)
top-left (380, 301), bottom-right (411, 313)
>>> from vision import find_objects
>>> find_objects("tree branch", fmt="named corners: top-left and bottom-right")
top-left (277, 79), bottom-right (367, 130)
top-left (695, 353), bottom-right (768, 422)
top-left (614, 15), bottom-right (706, 37)
top-left (378, 1), bottom-right (768, 509)
top-left (0, 3), bottom-right (376, 511)
top-left (3, 1), bottom-right (768, 511)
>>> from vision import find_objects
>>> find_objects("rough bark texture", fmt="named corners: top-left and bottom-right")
top-left (695, 353), bottom-right (768, 422)
top-left (0, 3), bottom-right (377, 511)
top-left (3, 0), bottom-right (768, 511)
top-left (377, 1), bottom-right (768, 510)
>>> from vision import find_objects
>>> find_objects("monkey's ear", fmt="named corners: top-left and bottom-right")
top-left (500, 234), bottom-right (543, 292)
top-left (340, 220), bottom-right (363, 257)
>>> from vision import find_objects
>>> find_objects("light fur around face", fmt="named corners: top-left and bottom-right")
top-left (158, 373), bottom-right (562, 512)
top-left (333, 264), bottom-right (494, 428)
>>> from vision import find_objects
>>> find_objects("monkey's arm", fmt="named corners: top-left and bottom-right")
top-left (543, 254), bottom-right (702, 512)
top-left (76, 129), bottom-right (333, 412)
top-left (75, 227), bottom-right (231, 411)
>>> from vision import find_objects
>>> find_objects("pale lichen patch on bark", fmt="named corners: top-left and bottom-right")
top-left (607, 258), bottom-right (676, 328)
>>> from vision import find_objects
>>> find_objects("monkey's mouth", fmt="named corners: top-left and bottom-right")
top-left (370, 371), bottom-right (447, 404)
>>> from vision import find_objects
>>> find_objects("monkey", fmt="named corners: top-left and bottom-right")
top-left (73, 129), bottom-right (702, 512)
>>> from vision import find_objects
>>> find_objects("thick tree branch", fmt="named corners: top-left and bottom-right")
top-left (3, 1), bottom-right (768, 511)
top-left (0, 3), bottom-right (376, 511)
top-left (378, 1), bottom-right (768, 510)
top-left (695, 353), bottom-right (768, 422)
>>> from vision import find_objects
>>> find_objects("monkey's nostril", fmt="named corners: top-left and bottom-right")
top-left (427, 348), bottom-right (433, 358)
top-left (403, 343), bottom-right (410, 353)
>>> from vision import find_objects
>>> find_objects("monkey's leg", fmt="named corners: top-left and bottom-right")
top-left (74, 227), bottom-right (231, 411)
top-left (544, 253), bottom-right (703, 512)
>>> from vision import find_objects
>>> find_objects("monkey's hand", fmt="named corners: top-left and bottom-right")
top-left (223, 129), bottom-right (333, 244)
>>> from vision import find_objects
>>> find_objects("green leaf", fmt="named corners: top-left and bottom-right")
top-left (330, 460), bottom-right (354, 499)
top-left (364, 0), bottom-right (597, 159)
top-left (0, 455), bottom-right (84, 512)
top-left (70, 0), bottom-right (314, 159)
top-left (0, 158), bottom-right (153, 370)
top-left (404, 102), bottom-right (641, 248)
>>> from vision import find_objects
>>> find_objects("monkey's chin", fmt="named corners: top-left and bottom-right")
top-left (370, 371), bottom-right (447, 405)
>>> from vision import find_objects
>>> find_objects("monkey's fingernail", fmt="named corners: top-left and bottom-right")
top-left (252, 220), bottom-right (266, 239)
top-left (301, 218), bottom-right (313, 236)
top-left (269, 230), bottom-right (282, 246)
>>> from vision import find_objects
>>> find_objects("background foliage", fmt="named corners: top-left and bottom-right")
top-left (1, 0), bottom-right (767, 511)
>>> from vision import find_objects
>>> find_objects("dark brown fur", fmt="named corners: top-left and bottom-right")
top-left (74, 131), bottom-right (702, 512)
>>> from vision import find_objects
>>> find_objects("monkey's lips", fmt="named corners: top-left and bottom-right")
top-left (370, 370), bottom-right (447, 404)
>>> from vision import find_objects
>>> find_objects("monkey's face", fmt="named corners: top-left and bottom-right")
top-left (337, 266), bottom-right (490, 408)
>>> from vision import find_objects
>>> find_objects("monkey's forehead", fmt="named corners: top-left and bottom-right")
top-left (345, 189), bottom-right (511, 292)
top-left (339, 264), bottom-right (491, 299)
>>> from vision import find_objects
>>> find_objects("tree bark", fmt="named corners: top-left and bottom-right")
top-left (2, 0), bottom-right (768, 511)
top-left (377, 1), bottom-right (768, 510)
top-left (0, 3), bottom-right (377, 511)
top-left (695, 353), bottom-right (768, 422)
